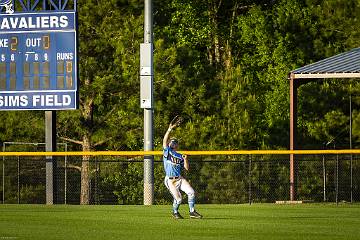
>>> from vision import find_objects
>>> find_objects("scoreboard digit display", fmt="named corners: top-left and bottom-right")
top-left (0, 11), bottom-right (78, 110)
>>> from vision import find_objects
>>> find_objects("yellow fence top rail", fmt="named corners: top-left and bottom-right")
top-left (0, 149), bottom-right (359, 156)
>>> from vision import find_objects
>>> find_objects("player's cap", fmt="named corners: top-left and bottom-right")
top-left (169, 138), bottom-right (179, 148)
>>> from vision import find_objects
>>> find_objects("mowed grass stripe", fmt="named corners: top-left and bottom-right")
top-left (0, 204), bottom-right (359, 240)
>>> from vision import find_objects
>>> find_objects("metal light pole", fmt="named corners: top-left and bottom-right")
top-left (141, 0), bottom-right (154, 205)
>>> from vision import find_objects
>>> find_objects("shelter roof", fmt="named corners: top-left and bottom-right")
top-left (290, 48), bottom-right (360, 79)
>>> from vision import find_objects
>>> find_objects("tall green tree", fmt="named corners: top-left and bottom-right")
top-left (57, 0), bottom-right (143, 204)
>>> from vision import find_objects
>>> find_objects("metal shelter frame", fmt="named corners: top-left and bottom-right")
top-left (288, 47), bottom-right (360, 201)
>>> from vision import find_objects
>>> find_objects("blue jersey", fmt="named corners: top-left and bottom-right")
top-left (163, 146), bottom-right (184, 177)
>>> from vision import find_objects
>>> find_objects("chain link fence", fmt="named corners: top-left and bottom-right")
top-left (0, 154), bottom-right (359, 204)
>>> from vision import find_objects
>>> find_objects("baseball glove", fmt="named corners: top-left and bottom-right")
top-left (169, 115), bottom-right (183, 129)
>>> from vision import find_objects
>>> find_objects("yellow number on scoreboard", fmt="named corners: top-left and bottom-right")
top-left (43, 35), bottom-right (50, 50)
top-left (10, 36), bottom-right (18, 51)
top-left (66, 61), bottom-right (73, 73)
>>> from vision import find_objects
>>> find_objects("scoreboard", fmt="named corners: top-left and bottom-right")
top-left (0, 11), bottom-right (77, 110)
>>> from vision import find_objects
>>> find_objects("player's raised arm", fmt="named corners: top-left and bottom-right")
top-left (163, 127), bottom-right (172, 148)
top-left (163, 116), bottom-right (183, 148)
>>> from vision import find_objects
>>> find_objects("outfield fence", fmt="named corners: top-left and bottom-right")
top-left (0, 150), bottom-right (359, 204)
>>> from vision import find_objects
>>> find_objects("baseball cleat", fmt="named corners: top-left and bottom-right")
top-left (189, 210), bottom-right (203, 219)
top-left (172, 212), bottom-right (184, 219)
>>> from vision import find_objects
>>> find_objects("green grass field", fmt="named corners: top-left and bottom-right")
top-left (0, 204), bottom-right (359, 240)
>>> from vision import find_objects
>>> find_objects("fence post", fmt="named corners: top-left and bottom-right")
top-left (64, 154), bottom-right (67, 204)
top-left (350, 154), bottom-right (353, 203)
top-left (95, 156), bottom-right (99, 205)
top-left (17, 156), bottom-right (20, 204)
top-left (63, 143), bottom-right (68, 204)
top-left (98, 157), bottom-right (101, 205)
top-left (322, 154), bottom-right (326, 202)
top-left (336, 153), bottom-right (339, 205)
top-left (248, 155), bottom-right (252, 205)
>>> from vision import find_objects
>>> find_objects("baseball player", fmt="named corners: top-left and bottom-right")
top-left (163, 118), bottom-right (203, 219)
